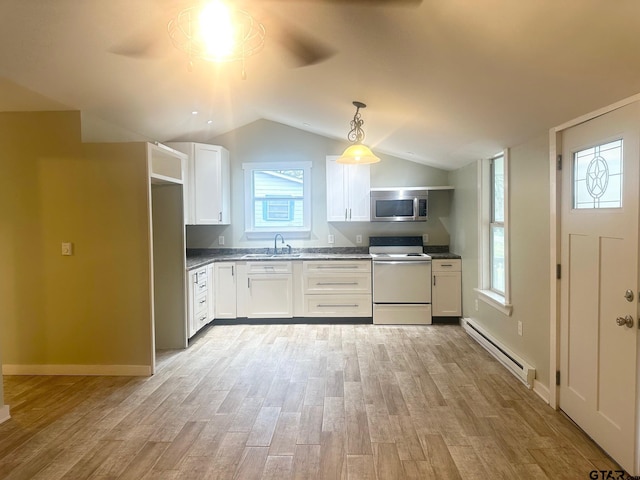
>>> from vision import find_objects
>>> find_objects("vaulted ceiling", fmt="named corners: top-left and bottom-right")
top-left (1, 0), bottom-right (640, 170)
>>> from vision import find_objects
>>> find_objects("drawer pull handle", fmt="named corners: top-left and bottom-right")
top-left (199, 315), bottom-right (207, 321)
top-left (441, 264), bottom-right (453, 267)
top-left (317, 282), bottom-right (358, 286)
top-left (317, 304), bottom-right (359, 308)
top-left (315, 265), bottom-right (360, 269)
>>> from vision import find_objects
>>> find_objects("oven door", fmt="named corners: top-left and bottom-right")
top-left (373, 260), bottom-right (432, 303)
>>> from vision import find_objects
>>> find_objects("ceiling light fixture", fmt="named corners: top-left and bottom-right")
top-left (337, 101), bottom-right (380, 165)
top-left (168, 0), bottom-right (265, 79)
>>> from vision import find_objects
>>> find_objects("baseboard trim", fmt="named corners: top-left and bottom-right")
top-left (2, 364), bottom-right (152, 376)
top-left (0, 405), bottom-right (10, 424)
top-left (533, 379), bottom-right (550, 404)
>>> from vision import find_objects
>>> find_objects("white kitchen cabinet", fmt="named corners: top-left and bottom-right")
top-left (302, 260), bottom-right (372, 317)
top-left (207, 263), bottom-right (215, 322)
top-left (432, 259), bottom-right (462, 317)
top-left (186, 266), bottom-right (209, 339)
top-left (168, 142), bottom-right (230, 225)
top-left (244, 262), bottom-right (293, 318)
top-left (214, 262), bottom-right (237, 318)
top-left (326, 155), bottom-right (370, 222)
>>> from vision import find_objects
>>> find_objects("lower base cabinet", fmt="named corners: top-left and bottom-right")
top-left (302, 260), bottom-right (372, 317)
top-left (186, 266), bottom-right (209, 339)
top-left (237, 261), bottom-right (293, 318)
top-left (432, 259), bottom-right (462, 316)
top-left (214, 262), bottom-right (237, 318)
top-left (193, 259), bottom-right (373, 324)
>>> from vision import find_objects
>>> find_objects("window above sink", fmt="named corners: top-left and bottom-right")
top-left (242, 161), bottom-right (312, 239)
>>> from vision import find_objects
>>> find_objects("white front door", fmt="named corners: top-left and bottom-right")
top-left (560, 102), bottom-right (640, 474)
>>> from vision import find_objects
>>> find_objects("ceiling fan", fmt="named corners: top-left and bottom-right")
top-left (110, 0), bottom-right (422, 71)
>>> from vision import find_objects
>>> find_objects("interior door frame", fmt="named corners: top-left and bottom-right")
top-left (549, 95), bottom-right (640, 472)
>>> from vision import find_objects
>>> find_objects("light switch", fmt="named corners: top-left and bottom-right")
top-left (218, 235), bottom-right (225, 246)
top-left (328, 234), bottom-right (335, 244)
top-left (61, 242), bottom-right (73, 256)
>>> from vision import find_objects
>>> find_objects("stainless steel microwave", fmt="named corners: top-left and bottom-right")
top-left (370, 188), bottom-right (428, 222)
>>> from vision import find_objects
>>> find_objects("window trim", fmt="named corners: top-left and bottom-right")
top-left (477, 150), bottom-right (512, 315)
top-left (242, 161), bottom-right (312, 239)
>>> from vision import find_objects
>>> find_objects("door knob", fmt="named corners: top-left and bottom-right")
top-left (624, 289), bottom-right (635, 302)
top-left (616, 315), bottom-right (634, 328)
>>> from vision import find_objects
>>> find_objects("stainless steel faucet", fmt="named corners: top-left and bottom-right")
top-left (274, 233), bottom-right (285, 255)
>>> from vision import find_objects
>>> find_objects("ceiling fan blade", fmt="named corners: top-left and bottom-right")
top-left (109, 37), bottom-right (161, 59)
top-left (270, 17), bottom-right (336, 67)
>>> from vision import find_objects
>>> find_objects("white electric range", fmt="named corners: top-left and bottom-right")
top-left (369, 236), bottom-right (432, 325)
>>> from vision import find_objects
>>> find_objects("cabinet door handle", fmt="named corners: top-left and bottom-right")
top-left (345, 208), bottom-right (348, 221)
top-left (219, 212), bottom-right (222, 222)
top-left (433, 276), bottom-right (436, 286)
top-left (231, 266), bottom-right (234, 276)
top-left (248, 278), bottom-right (250, 288)
top-left (349, 208), bottom-right (352, 220)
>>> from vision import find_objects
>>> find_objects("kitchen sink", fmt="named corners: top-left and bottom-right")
top-left (241, 253), bottom-right (302, 259)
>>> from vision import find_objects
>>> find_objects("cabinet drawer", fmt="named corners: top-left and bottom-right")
top-left (303, 272), bottom-right (371, 294)
top-left (246, 261), bottom-right (292, 274)
top-left (192, 267), bottom-right (208, 292)
top-left (303, 294), bottom-right (372, 317)
top-left (194, 291), bottom-right (208, 315)
top-left (432, 259), bottom-right (461, 272)
top-left (303, 260), bottom-right (371, 273)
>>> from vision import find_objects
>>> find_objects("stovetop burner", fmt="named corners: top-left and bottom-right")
top-left (369, 236), bottom-right (430, 260)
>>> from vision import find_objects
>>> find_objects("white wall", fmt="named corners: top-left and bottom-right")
top-left (449, 133), bottom-right (551, 389)
top-left (186, 119), bottom-right (454, 249)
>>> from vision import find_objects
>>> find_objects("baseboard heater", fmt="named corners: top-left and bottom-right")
top-left (461, 318), bottom-right (535, 388)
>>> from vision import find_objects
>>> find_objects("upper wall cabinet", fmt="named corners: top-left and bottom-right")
top-left (168, 142), bottom-right (231, 225)
top-left (326, 155), bottom-right (371, 222)
top-left (148, 143), bottom-right (187, 185)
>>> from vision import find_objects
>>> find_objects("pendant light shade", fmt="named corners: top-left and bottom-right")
top-left (337, 143), bottom-right (380, 164)
top-left (337, 101), bottom-right (380, 165)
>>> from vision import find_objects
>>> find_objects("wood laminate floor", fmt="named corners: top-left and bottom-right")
top-left (0, 323), bottom-right (622, 479)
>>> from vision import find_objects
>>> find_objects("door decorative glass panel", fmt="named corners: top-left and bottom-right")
top-left (573, 139), bottom-right (623, 209)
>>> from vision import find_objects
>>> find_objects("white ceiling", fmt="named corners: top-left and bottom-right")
top-left (1, 0), bottom-right (640, 170)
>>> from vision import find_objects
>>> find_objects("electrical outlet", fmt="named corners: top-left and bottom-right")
top-left (328, 234), bottom-right (335, 244)
top-left (356, 234), bottom-right (362, 244)
top-left (61, 242), bottom-right (73, 256)
top-left (517, 320), bottom-right (523, 336)
top-left (422, 234), bottom-right (429, 244)
top-left (474, 299), bottom-right (479, 311)
top-left (218, 235), bottom-right (225, 246)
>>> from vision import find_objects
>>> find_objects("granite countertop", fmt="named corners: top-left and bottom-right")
top-left (186, 247), bottom-right (461, 269)
top-left (186, 248), bottom-right (371, 270)
top-left (427, 252), bottom-right (462, 260)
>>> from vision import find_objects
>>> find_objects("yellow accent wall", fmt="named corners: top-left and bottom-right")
top-left (0, 111), bottom-right (153, 371)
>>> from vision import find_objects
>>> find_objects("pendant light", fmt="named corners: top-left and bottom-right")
top-left (337, 101), bottom-right (381, 164)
